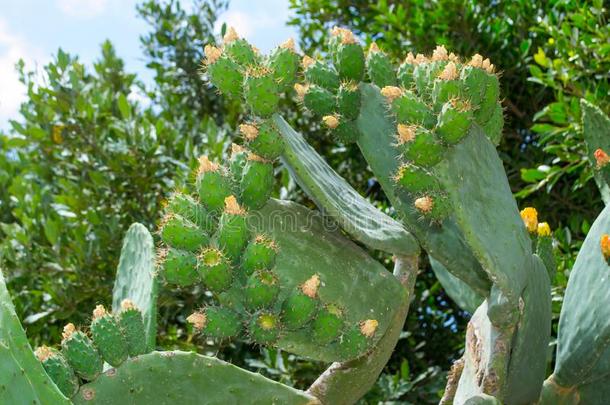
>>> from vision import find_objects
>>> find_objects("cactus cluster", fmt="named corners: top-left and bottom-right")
top-left (151, 27), bottom-right (394, 358)
top-left (4, 23), bottom-right (610, 405)
top-left (34, 300), bottom-right (149, 398)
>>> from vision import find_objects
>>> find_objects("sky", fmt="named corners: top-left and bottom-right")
top-left (0, 0), bottom-right (298, 127)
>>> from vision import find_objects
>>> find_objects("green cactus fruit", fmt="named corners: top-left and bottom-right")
top-left (245, 270), bottom-right (280, 309)
top-left (90, 305), bottom-right (129, 367)
top-left (60, 323), bottom-right (103, 381)
top-left (322, 115), bottom-right (361, 144)
top-left (397, 54), bottom-right (415, 88)
top-left (229, 143), bottom-right (249, 185)
top-left (413, 60), bottom-right (446, 98)
top-left (195, 156), bottom-right (232, 213)
top-left (204, 45), bottom-right (243, 97)
top-left (475, 74), bottom-right (500, 124)
top-left (302, 56), bottom-right (340, 91)
top-left (240, 120), bottom-right (284, 160)
top-left (281, 274), bottom-right (320, 329)
top-left (244, 67), bottom-right (281, 117)
top-left (165, 192), bottom-right (213, 233)
top-left (116, 299), bottom-right (147, 357)
top-left (267, 39), bottom-right (300, 92)
top-left (248, 312), bottom-right (281, 344)
top-left (217, 196), bottom-right (250, 261)
top-left (197, 247), bottom-right (232, 292)
top-left (35, 346), bottom-right (79, 398)
top-left (188, 307), bottom-right (242, 339)
top-left (331, 29), bottom-right (365, 82)
top-left (435, 100), bottom-right (473, 144)
top-left (366, 43), bottom-right (396, 88)
top-left (414, 193), bottom-right (451, 222)
top-left (386, 88), bottom-right (436, 128)
top-left (312, 305), bottom-right (343, 345)
top-left (240, 154), bottom-right (274, 210)
top-left (481, 102), bottom-right (504, 146)
top-left (300, 84), bottom-right (336, 117)
top-left (339, 320), bottom-right (378, 358)
top-left (159, 213), bottom-right (208, 252)
top-left (241, 234), bottom-right (278, 276)
top-left (398, 126), bottom-right (444, 167)
top-left (394, 163), bottom-right (439, 193)
top-left (222, 28), bottom-right (258, 66)
top-left (431, 62), bottom-right (463, 107)
top-left (336, 82), bottom-right (361, 120)
top-left (158, 248), bottom-right (199, 286)
top-left (460, 58), bottom-right (497, 113)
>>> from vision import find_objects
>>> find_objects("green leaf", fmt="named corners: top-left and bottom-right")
top-left (117, 93), bottom-right (131, 120)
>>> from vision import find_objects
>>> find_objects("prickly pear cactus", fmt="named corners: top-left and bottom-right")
top-left (4, 23), bottom-right (610, 405)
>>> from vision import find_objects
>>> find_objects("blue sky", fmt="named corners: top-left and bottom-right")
top-left (0, 0), bottom-right (298, 126)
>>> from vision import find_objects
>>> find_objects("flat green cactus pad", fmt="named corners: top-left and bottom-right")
top-left (582, 99), bottom-right (610, 204)
top-left (273, 113), bottom-right (419, 257)
top-left (73, 351), bottom-right (318, 405)
top-left (245, 199), bottom-right (408, 361)
top-left (553, 203), bottom-right (610, 388)
top-left (0, 270), bottom-right (71, 404)
top-left (434, 125), bottom-right (534, 327)
top-left (356, 83), bottom-right (490, 296)
top-left (112, 223), bottom-right (158, 351)
top-left (429, 257), bottom-right (482, 313)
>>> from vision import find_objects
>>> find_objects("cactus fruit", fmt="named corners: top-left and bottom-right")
top-left (188, 307), bottom-right (242, 339)
top-left (197, 247), bottom-right (233, 292)
top-left (158, 248), bottom-right (199, 286)
top-left (248, 312), bottom-right (281, 344)
top-left (165, 192), bottom-right (213, 233)
top-left (229, 143), bottom-right (249, 184)
top-left (387, 89), bottom-right (436, 128)
top-left (312, 305), bottom-right (343, 344)
top-left (241, 234), bottom-right (278, 276)
top-left (243, 67), bottom-right (281, 117)
top-left (90, 305), bottom-right (129, 367)
top-left (435, 100), bottom-right (473, 144)
top-left (366, 42), bottom-right (396, 88)
top-left (398, 126), bottom-right (444, 167)
top-left (117, 299), bottom-right (147, 357)
top-left (196, 156), bottom-right (232, 212)
top-left (204, 45), bottom-right (243, 97)
top-left (35, 346), bottom-right (79, 397)
top-left (323, 115), bottom-right (361, 144)
top-left (300, 84), bottom-right (337, 116)
top-left (336, 82), bottom-right (362, 120)
top-left (60, 323), bottom-right (103, 381)
top-left (217, 196), bottom-right (250, 261)
top-left (302, 55), bottom-right (341, 90)
top-left (222, 27), bottom-right (258, 67)
top-left (594, 148), bottom-right (610, 169)
top-left (268, 38), bottom-right (300, 91)
top-left (330, 27), bottom-right (365, 82)
top-left (240, 120), bottom-right (284, 160)
top-left (394, 163), bottom-right (439, 193)
top-left (159, 213), bottom-right (209, 252)
top-left (239, 154), bottom-right (274, 210)
top-left (281, 274), bottom-right (320, 329)
top-left (244, 270), bottom-right (280, 309)
top-left (397, 53), bottom-right (416, 88)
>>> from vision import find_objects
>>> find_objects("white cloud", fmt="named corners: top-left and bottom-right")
top-left (0, 19), bottom-right (46, 127)
top-left (216, 10), bottom-right (256, 40)
top-left (56, 0), bottom-right (109, 18)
